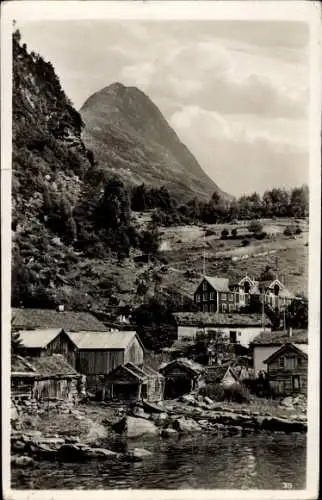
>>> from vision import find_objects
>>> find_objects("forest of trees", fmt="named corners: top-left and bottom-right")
top-left (130, 183), bottom-right (309, 227)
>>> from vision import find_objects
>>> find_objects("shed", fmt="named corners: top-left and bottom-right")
top-left (17, 328), bottom-right (77, 367)
top-left (103, 362), bottom-right (164, 403)
top-left (159, 358), bottom-right (205, 399)
top-left (263, 343), bottom-right (308, 395)
top-left (25, 354), bottom-right (83, 403)
top-left (11, 355), bottom-right (38, 399)
top-left (67, 330), bottom-right (145, 391)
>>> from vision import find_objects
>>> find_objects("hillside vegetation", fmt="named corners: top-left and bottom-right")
top-left (12, 31), bottom-right (308, 338)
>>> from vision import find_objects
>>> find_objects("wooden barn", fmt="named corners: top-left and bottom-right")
top-left (159, 358), bottom-right (205, 399)
top-left (17, 328), bottom-right (78, 368)
top-left (264, 343), bottom-right (308, 396)
top-left (11, 355), bottom-right (38, 400)
top-left (103, 362), bottom-right (164, 403)
top-left (26, 354), bottom-right (83, 403)
top-left (67, 330), bottom-right (145, 391)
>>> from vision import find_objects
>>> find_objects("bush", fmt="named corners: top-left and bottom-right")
top-left (295, 226), bottom-right (302, 234)
top-left (241, 239), bottom-right (250, 246)
top-left (221, 228), bottom-right (229, 240)
top-left (231, 228), bottom-right (238, 238)
top-left (223, 383), bottom-right (250, 403)
top-left (255, 231), bottom-right (267, 240)
top-left (199, 383), bottom-right (225, 401)
top-left (247, 221), bottom-right (263, 233)
top-left (283, 226), bottom-right (293, 236)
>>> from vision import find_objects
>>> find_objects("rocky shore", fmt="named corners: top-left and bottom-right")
top-left (11, 394), bottom-right (307, 468)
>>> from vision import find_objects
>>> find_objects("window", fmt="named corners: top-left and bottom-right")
top-left (229, 331), bottom-right (237, 343)
top-left (221, 293), bottom-right (227, 300)
top-left (203, 281), bottom-right (207, 290)
top-left (274, 284), bottom-right (280, 296)
top-left (238, 332), bottom-right (242, 336)
top-left (229, 293), bottom-right (234, 301)
top-left (196, 293), bottom-right (201, 302)
top-left (221, 303), bottom-right (227, 313)
top-left (228, 304), bottom-right (234, 312)
top-left (209, 303), bottom-right (215, 313)
top-left (292, 375), bottom-right (300, 390)
top-left (203, 292), bottom-right (208, 302)
top-left (209, 291), bottom-right (214, 300)
top-left (285, 356), bottom-right (297, 369)
top-left (279, 357), bottom-right (285, 368)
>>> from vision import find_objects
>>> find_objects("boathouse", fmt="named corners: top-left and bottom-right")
top-left (103, 362), bottom-right (164, 403)
top-left (159, 358), bottom-right (205, 399)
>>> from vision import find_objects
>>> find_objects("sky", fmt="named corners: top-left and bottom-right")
top-left (18, 20), bottom-right (309, 196)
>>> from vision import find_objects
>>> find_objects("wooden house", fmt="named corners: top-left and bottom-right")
top-left (231, 274), bottom-right (295, 311)
top-left (263, 343), bottom-right (308, 395)
top-left (194, 276), bottom-right (232, 313)
top-left (103, 362), bottom-right (164, 403)
top-left (251, 329), bottom-right (308, 373)
top-left (17, 328), bottom-right (78, 368)
top-left (67, 330), bottom-right (145, 391)
top-left (159, 358), bottom-right (205, 399)
top-left (173, 312), bottom-right (271, 348)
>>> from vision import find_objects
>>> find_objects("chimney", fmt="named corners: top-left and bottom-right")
top-left (289, 327), bottom-right (293, 338)
top-left (57, 305), bottom-right (65, 313)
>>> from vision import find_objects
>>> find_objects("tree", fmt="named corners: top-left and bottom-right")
top-left (221, 228), bottom-right (229, 239)
top-left (290, 185), bottom-right (309, 218)
top-left (248, 220), bottom-right (263, 234)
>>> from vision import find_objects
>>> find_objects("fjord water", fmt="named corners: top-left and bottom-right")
top-left (12, 432), bottom-right (306, 490)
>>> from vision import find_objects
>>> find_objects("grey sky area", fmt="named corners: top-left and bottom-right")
top-left (19, 20), bottom-right (309, 196)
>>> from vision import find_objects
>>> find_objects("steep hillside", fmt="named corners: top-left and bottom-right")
top-left (80, 83), bottom-right (226, 202)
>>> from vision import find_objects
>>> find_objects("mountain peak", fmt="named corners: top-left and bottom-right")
top-left (80, 85), bottom-right (227, 202)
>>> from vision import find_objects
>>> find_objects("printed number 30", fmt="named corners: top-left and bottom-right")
top-left (283, 482), bottom-right (293, 489)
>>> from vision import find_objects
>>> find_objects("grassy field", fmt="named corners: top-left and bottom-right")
top-left (158, 217), bottom-right (308, 299)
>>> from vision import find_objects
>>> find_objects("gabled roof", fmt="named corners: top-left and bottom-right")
top-left (12, 308), bottom-right (108, 332)
top-left (197, 276), bottom-right (230, 293)
top-left (251, 329), bottom-right (308, 346)
top-left (173, 312), bottom-right (271, 327)
top-left (205, 364), bottom-right (240, 383)
top-left (67, 330), bottom-right (141, 350)
top-left (11, 355), bottom-right (38, 377)
top-left (105, 362), bottom-right (163, 382)
top-left (17, 329), bottom-right (65, 349)
top-left (159, 357), bottom-right (205, 375)
top-left (263, 343), bottom-right (308, 365)
top-left (25, 354), bottom-right (81, 378)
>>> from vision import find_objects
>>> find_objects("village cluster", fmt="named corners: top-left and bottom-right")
top-left (11, 272), bottom-right (308, 412)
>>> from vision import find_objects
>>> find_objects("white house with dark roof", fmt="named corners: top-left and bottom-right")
top-left (173, 312), bottom-right (272, 348)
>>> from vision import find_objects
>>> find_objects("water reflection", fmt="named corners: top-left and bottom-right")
top-left (11, 433), bottom-right (306, 490)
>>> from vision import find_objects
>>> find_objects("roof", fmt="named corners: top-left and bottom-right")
top-left (17, 329), bottom-right (64, 348)
top-left (202, 276), bottom-right (230, 292)
top-left (251, 329), bottom-right (308, 346)
top-left (25, 354), bottom-right (80, 378)
top-left (263, 343), bottom-right (308, 365)
top-left (159, 357), bottom-right (205, 375)
top-left (105, 362), bottom-right (163, 382)
top-left (66, 330), bottom-right (141, 350)
top-left (205, 364), bottom-right (240, 383)
top-left (12, 308), bottom-right (108, 332)
top-left (173, 312), bottom-right (271, 327)
top-left (11, 355), bottom-right (38, 377)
